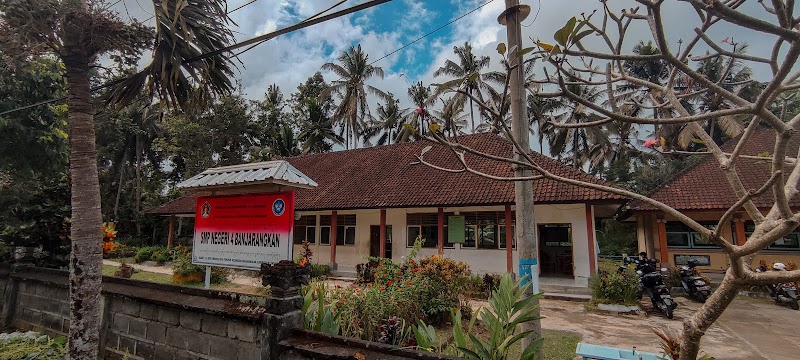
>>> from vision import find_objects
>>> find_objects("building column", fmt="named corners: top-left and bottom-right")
top-left (167, 215), bottom-right (176, 249)
top-left (585, 204), bottom-right (597, 274)
top-left (657, 217), bottom-right (669, 264)
top-left (379, 209), bottom-right (387, 258)
top-left (734, 218), bottom-right (747, 244)
top-left (505, 205), bottom-right (513, 274)
top-left (330, 211), bottom-right (337, 265)
top-left (437, 208), bottom-right (444, 255)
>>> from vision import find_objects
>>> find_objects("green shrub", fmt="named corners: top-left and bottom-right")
top-left (589, 265), bottom-right (640, 306)
top-left (150, 248), bottom-right (172, 264)
top-left (134, 246), bottom-right (161, 263)
top-left (0, 331), bottom-right (65, 360)
top-left (450, 273), bottom-right (542, 360)
top-left (171, 247), bottom-right (226, 284)
top-left (311, 263), bottom-right (330, 278)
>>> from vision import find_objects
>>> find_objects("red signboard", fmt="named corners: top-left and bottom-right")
top-left (192, 192), bottom-right (295, 269)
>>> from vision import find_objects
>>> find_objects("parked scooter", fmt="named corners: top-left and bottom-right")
top-left (756, 262), bottom-right (799, 310)
top-left (679, 260), bottom-right (712, 303)
top-left (624, 253), bottom-right (678, 319)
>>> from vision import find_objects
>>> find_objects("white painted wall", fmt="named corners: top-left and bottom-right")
top-left (292, 203), bottom-right (596, 287)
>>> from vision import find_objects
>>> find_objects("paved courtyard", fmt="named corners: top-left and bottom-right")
top-left (536, 297), bottom-right (800, 360)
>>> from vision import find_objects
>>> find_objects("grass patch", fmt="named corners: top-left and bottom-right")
top-left (102, 265), bottom-right (173, 284)
top-left (102, 264), bottom-right (268, 295)
top-left (503, 329), bottom-right (582, 360)
top-left (106, 257), bottom-right (136, 264)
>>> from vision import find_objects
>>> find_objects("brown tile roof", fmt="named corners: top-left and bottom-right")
top-left (628, 127), bottom-right (800, 211)
top-left (148, 133), bottom-right (624, 215)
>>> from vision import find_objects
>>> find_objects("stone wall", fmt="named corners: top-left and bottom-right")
top-left (0, 265), bottom-right (268, 360)
top-left (0, 264), bottom-right (455, 360)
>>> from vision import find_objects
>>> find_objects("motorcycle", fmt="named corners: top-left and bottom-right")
top-left (756, 263), bottom-right (799, 310)
top-left (679, 260), bottom-right (712, 303)
top-left (624, 255), bottom-right (678, 319)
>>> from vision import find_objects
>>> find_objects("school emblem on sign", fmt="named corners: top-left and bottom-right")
top-left (200, 202), bottom-right (211, 218)
top-left (272, 198), bottom-right (286, 216)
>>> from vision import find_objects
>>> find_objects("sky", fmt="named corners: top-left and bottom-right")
top-left (111, 0), bottom-right (793, 144)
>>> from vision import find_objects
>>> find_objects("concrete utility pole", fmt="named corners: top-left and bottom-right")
top-left (499, 0), bottom-right (541, 352)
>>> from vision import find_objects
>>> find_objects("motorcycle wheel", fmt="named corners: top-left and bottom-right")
top-left (662, 298), bottom-right (675, 319)
top-left (790, 301), bottom-right (799, 311)
top-left (695, 292), bottom-right (708, 303)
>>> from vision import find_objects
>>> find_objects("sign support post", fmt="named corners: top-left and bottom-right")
top-left (204, 266), bottom-right (211, 289)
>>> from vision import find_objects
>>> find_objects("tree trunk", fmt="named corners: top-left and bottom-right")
top-left (112, 149), bottom-right (128, 221)
top-left (679, 268), bottom-right (740, 359)
top-left (468, 95), bottom-right (476, 132)
top-left (63, 45), bottom-right (103, 360)
top-left (135, 134), bottom-right (142, 236)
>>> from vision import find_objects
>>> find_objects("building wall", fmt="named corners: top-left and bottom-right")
top-left (294, 203), bottom-right (595, 287)
top-left (636, 211), bottom-right (800, 273)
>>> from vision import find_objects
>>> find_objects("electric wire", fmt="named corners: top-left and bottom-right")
top-left (366, 0), bottom-right (498, 68)
top-left (0, 0), bottom-right (391, 117)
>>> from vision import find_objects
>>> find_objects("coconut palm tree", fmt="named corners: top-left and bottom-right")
top-left (433, 42), bottom-right (491, 132)
top-left (1, 1), bottom-right (237, 357)
top-left (364, 94), bottom-right (405, 145)
top-left (404, 81), bottom-right (436, 137)
top-left (547, 74), bottom-right (612, 171)
top-left (323, 44), bottom-right (390, 149)
top-left (431, 97), bottom-right (469, 137)
top-left (297, 98), bottom-right (342, 154)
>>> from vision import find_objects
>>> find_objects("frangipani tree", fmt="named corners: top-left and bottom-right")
top-left (419, 1), bottom-right (800, 359)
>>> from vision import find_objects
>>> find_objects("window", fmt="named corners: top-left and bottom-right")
top-left (665, 221), bottom-right (718, 249)
top-left (499, 225), bottom-right (515, 249)
top-left (744, 221), bottom-right (800, 251)
top-left (293, 215), bottom-right (317, 244)
top-left (319, 214), bottom-right (357, 246)
top-left (461, 211), bottom-right (515, 250)
top-left (406, 213), bottom-right (452, 248)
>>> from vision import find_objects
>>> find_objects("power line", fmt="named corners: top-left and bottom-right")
top-left (366, 0), bottom-right (497, 67)
top-left (0, 0), bottom-right (392, 117)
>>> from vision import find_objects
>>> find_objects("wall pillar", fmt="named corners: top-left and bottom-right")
top-left (261, 260), bottom-right (309, 359)
top-left (734, 218), bottom-right (747, 244)
top-left (657, 218), bottom-right (669, 264)
top-left (379, 209), bottom-right (387, 258)
top-left (437, 208), bottom-right (444, 255)
top-left (330, 211), bottom-right (337, 266)
top-left (585, 204), bottom-right (597, 274)
top-left (505, 205), bottom-right (513, 274)
top-left (167, 215), bottom-right (176, 249)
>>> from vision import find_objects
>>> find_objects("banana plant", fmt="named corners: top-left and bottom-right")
top-left (452, 274), bottom-right (543, 360)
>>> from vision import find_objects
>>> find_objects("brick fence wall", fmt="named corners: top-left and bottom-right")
top-left (0, 265), bottom-right (268, 360)
top-left (0, 264), bottom-right (456, 360)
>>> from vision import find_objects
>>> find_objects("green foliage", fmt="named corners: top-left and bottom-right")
top-left (0, 332), bottom-right (66, 360)
top-left (134, 246), bottom-right (165, 263)
top-left (589, 265), bottom-right (640, 306)
top-left (0, 55), bottom-right (70, 259)
top-left (150, 248), bottom-right (172, 264)
top-left (412, 319), bottom-right (441, 352)
top-left (301, 281), bottom-right (341, 335)
top-left (451, 274), bottom-right (543, 360)
top-left (171, 246), bottom-right (226, 284)
top-left (596, 219), bottom-right (637, 257)
top-left (311, 263), bottom-right (330, 278)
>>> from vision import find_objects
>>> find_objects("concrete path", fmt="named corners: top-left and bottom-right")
top-left (501, 297), bottom-right (797, 360)
top-left (105, 260), bottom-right (798, 359)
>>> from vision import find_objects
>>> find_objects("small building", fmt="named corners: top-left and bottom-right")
top-left (149, 134), bottom-right (625, 287)
top-left (626, 127), bottom-right (800, 273)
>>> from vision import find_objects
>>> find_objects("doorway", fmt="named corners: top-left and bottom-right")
top-left (369, 225), bottom-right (392, 259)
top-left (538, 224), bottom-right (574, 277)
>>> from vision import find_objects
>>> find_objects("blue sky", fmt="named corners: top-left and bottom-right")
top-left (112, 0), bottom-right (786, 133)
